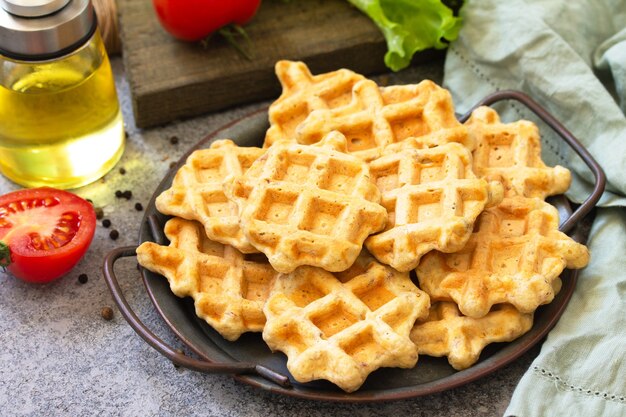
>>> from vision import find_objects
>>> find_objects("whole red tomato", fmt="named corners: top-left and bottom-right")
top-left (0, 187), bottom-right (96, 284)
top-left (152, 0), bottom-right (262, 41)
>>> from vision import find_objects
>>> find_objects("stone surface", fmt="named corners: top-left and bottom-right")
top-left (0, 57), bottom-right (535, 416)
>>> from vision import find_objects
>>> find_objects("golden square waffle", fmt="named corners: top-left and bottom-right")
top-left (410, 302), bottom-right (533, 370)
top-left (136, 218), bottom-right (278, 341)
top-left (365, 142), bottom-right (504, 272)
top-left (155, 139), bottom-right (264, 253)
top-left (416, 196), bottom-right (590, 318)
top-left (294, 78), bottom-right (468, 161)
top-left (465, 106), bottom-right (571, 198)
top-left (225, 131), bottom-right (387, 273)
top-left (264, 60), bottom-right (365, 148)
top-left (262, 259), bottom-right (430, 392)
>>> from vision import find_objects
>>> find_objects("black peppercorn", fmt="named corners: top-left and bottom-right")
top-left (78, 273), bottom-right (88, 284)
top-left (134, 202), bottom-right (143, 211)
top-left (115, 190), bottom-right (123, 198)
top-left (94, 207), bottom-right (104, 220)
top-left (169, 136), bottom-right (179, 145)
top-left (102, 219), bottom-right (111, 228)
top-left (122, 190), bottom-right (132, 200)
top-left (101, 307), bottom-right (114, 321)
top-left (119, 167), bottom-right (126, 175)
top-left (109, 229), bottom-right (119, 240)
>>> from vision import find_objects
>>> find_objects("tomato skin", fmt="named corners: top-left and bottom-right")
top-left (152, 0), bottom-right (262, 41)
top-left (0, 188), bottom-right (96, 284)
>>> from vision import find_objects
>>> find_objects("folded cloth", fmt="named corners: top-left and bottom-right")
top-left (442, 0), bottom-right (626, 415)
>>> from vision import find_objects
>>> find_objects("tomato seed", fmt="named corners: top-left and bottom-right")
top-left (78, 273), bottom-right (88, 284)
top-left (109, 229), bottom-right (119, 240)
top-left (101, 306), bottom-right (114, 321)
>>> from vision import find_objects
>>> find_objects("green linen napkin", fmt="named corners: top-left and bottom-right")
top-left (442, 0), bottom-right (626, 415)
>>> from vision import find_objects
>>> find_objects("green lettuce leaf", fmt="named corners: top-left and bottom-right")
top-left (347, 0), bottom-right (462, 71)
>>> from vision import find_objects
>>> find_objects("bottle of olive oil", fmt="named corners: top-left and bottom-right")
top-left (0, 0), bottom-right (124, 189)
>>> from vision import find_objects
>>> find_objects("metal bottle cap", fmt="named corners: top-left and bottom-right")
top-left (2, 0), bottom-right (71, 17)
top-left (0, 0), bottom-right (96, 60)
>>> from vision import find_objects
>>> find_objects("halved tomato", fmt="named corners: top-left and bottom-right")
top-left (0, 187), bottom-right (96, 284)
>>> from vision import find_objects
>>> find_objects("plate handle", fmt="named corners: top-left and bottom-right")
top-left (459, 90), bottom-right (606, 234)
top-left (102, 246), bottom-right (291, 388)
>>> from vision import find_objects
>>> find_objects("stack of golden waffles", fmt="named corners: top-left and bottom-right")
top-left (136, 61), bottom-right (590, 393)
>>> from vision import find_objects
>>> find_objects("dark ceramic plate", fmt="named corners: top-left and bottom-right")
top-left (105, 91), bottom-right (605, 402)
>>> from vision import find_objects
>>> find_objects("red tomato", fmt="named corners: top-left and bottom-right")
top-left (0, 188), bottom-right (96, 284)
top-left (152, 0), bottom-right (262, 41)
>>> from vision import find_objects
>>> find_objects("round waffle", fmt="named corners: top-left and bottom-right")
top-left (296, 78), bottom-right (466, 161)
top-left (410, 301), bottom-right (534, 370)
top-left (264, 60), bottom-right (365, 148)
top-left (262, 257), bottom-right (430, 392)
top-left (226, 131), bottom-right (387, 273)
top-left (416, 196), bottom-right (589, 318)
top-left (365, 142), bottom-right (503, 272)
top-left (137, 218), bottom-right (278, 341)
top-left (465, 106), bottom-right (571, 199)
top-left (155, 139), bottom-right (264, 253)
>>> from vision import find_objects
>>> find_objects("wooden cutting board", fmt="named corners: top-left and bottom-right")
top-left (118, 0), bottom-right (441, 128)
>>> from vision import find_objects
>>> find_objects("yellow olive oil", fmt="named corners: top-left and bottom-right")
top-left (0, 32), bottom-right (124, 189)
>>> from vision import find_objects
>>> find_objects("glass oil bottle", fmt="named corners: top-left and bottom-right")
top-left (0, 0), bottom-right (124, 189)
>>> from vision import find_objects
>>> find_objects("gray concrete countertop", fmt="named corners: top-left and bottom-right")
top-left (0, 57), bottom-right (537, 417)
